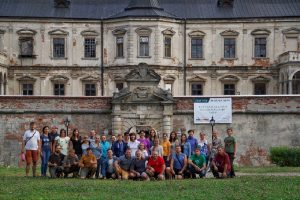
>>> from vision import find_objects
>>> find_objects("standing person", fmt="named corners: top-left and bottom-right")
top-left (169, 131), bottom-right (179, 155)
top-left (224, 127), bottom-right (237, 177)
top-left (90, 135), bottom-right (102, 178)
top-left (81, 135), bottom-right (90, 155)
top-left (103, 149), bottom-right (117, 179)
top-left (21, 122), bottom-right (41, 177)
top-left (180, 133), bottom-right (191, 158)
top-left (100, 134), bottom-right (111, 178)
top-left (138, 143), bottom-right (149, 157)
top-left (49, 126), bottom-right (59, 153)
top-left (123, 132), bottom-right (130, 144)
top-left (89, 129), bottom-right (97, 144)
top-left (63, 149), bottom-right (80, 178)
top-left (112, 133), bottom-right (128, 157)
top-left (110, 135), bottom-right (116, 145)
top-left (187, 130), bottom-right (198, 155)
top-left (79, 148), bottom-right (97, 179)
top-left (198, 132), bottom-right (209, 164)
top-left (54, 129), bottom-right (70, 156)
top-left (161, 133), bottom-right (171, 168)
top-left (48, 145), bottom-right (65, 178)
top-left (127, 133), bottom-right (140, 157)
top-left (70, 128), bottom-right (82, 159)
top-left (211, 146), bottom-right (231, 179)
top-left (150, 138), bottom-right (163, 156)
top-left (40, 126), bottom-right (51, 177)
top-left (189, 148), bottom-right (206, 178)
top-left (149, 128), bottom-right (157, 147)
top-left (168, 145), bottom-right (187, 180)
top-left (130, 150), bottom-right (149, 181)
top-left (146, 151), bottom-right (165, 180)
top-left (114, 148), bottom-right (133, 180)
top-left (138, 131), bottom-right (151, 151)
top-left (210, 131), bottom-right (222, 159)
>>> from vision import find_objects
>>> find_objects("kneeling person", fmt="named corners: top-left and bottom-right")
top-left (48, 145), bottom-right (65, 178)
top-left (114, 148), bottom-right (133, 180)
top-left (79, 148), bottom-right (97, 179)
top-left (130, 150), bottom-right (149, 180)
top-left (189, 148), bottom-right (206, 178)
top-left (211, 146), bottom-right (231, 178)
top-left (169, 145), bottom-right (187, 179)
top-left (63, 149), bottom-right (80, 178)
top-left (146, 151), bottom-right (165, 180)
top-left (103, 149), bottom-right (117, 179)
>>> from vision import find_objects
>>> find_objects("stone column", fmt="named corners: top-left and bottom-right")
top-left (163, 103), bottom-right (173, 133)
top-left (127, 26), bottom-right (134, 64)
top-left (163, 115), bottom-right (171, 134)
top-left (288, 80), bottom-right (293, 94)
top-left (112, 116), bottom-right (123, 135)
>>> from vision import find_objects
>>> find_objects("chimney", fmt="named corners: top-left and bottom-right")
top-left (54, 0), bottom-right (70, 8)
top-left (217, 0), bottom-right (234, 7)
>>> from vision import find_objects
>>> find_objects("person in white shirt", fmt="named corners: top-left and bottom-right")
top-left (21, 122), bottom-right (41, 177)
top-left (198, 132), bottom-right (208, 148)
top-left (54, 129), bottom-right (70, 156)
top-left (127, 133), bottom-right (140, 157)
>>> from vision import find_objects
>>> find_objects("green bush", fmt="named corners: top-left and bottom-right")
top-left (270, 147), bottom-right (300, 167)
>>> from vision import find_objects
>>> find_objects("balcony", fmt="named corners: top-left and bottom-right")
top-left (277, 51), bottom-right (300, 65)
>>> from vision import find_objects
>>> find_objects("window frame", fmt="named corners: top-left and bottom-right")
top-left (190, 37), bottom-right (203, 59)
top-left (116, 36), bottom-right (124, 58)
top-left (223, 83), bottom-right (236, 95)
top-left (136, 27), bottom-right (152, 58)
top-left (22, 83), bottom-right (34, 96)
top-left (251, 29), bottom-right (270, 59)
top-left (84, 37), bottom-right (96, 58)
top-left (254, 37), bottom-right (267, 58)
top-left (190, 82), bottom-right (204, 96)
top-left (54, 83), bottom-right (65, 96)
top-left (223, 37), bottom-right (236, 59)
top-left (48, 29), bottom-right (69, 59)
top-left (84, 83), bottom-right (97, 96)
top-left (164, 36), bottom-right (172, 58)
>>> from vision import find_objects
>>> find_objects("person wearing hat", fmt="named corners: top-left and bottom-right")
top-left (48, 145), bottom-right (65, 178)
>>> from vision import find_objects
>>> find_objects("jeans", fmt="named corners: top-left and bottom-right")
top-left (41, 149), bottom-right (51, 176)
top-left (227, 152), bottom-right (235, 177)
top-left (95, 158), bottom-right (101, 178)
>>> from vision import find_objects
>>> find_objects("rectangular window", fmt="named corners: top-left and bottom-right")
top-left (191, 83), bottom-right (203, 95)
top-left (116, 82), bottom-right (124, 92)
top-left (224, 84), bottom-right (235, 95)
top-left (164, 37), bottom-right (171, 58)
top-left (19, 37), bottom-right (33, 57)
top-left (191, 38), bottom-right (203, 59)
top-left (224, 38), bottom-right (236, 58)
top-left (255, 38), bottom-right (266, 58)
top-left (22, 84), bottom-right (33, 95)
top-left (84, 38), bottom-right (96, 58)
top-left (85, 84), bottom-right (96, 96)
top-left (139, 36), bottom-right (149, 57)
top-left (54, 83), bottom-right (65, 96)
top-left (53, 38), bottom-right (65, 58)
top-left (254, 83), bottom-right (266, 95)
top-left (116, 37), bottom-right (124, 58)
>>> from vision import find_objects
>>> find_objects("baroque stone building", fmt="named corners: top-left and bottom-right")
top-left (0, 0), bottom-right (299, 97)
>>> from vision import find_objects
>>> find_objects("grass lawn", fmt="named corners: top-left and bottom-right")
top-left (237, 166), bottom-right (300, 173)
top-left (0, 167), bottom-right (300, 200)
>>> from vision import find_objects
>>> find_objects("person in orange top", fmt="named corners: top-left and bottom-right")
top-left (79, 148), bottom-right (97, 179)
top-left (161, 133), bottom-right (171, 168)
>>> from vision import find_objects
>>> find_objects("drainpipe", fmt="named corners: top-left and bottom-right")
top-left (101, 20), bottom-right (104, 96)
top-left (183, 19), bottom-right (187, 95)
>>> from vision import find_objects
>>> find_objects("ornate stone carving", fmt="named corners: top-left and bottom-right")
top-left (125, 63), bottom-right (161, 83)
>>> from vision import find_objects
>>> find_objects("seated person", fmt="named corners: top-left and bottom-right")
top-left (130, 150), bottom-right (149, 181)
top-left (114, 148), bottom-right (133, 180)
top-left (189, 148), bottom-right (206, 178)
top-left (63, 149), bottom-right (80, 178)
top-left (146, 150), bottom-right (165, 180)
top-left (79, 148), bottom-right (97, 179)
top-left (211, 146), bottom-right (231, 179)
top-left (168, 145), bottom-right (188, 179)
top-left (48, 145), bottom-right (65, 178)
top-left (103, 149), bottom-right (117, 179)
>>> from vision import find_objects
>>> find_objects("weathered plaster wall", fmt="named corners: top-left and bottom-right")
top-left (0, 96), bottom-right (299, 166)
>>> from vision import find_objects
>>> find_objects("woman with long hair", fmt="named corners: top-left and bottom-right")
top-left (54, 129), bottom-right (70, 156)
top-left (40, 126), bottom-right (51, 177)
top-left (70, 128), bottom-right (82, 159)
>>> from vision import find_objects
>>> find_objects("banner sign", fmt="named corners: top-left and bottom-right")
top-left (194, 98), bottom-right (232, 124)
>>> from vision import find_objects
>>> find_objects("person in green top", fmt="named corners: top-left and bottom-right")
top-left (224, 127), bottom-right (237, 177)
top-left (188, 148), bottom-right (206, 178)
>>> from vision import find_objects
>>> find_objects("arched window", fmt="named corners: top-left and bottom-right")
top-left (292, 71), bottom-right (300, 94)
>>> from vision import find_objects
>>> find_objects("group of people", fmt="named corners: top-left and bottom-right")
top-left (21, 121), bottom-right (237, 180)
